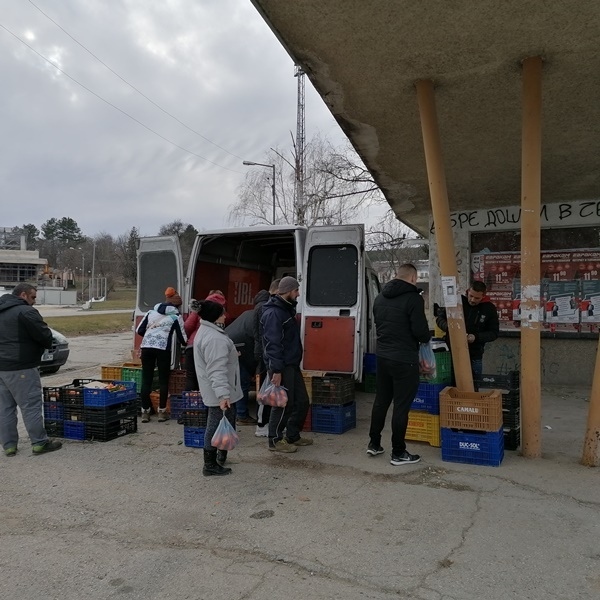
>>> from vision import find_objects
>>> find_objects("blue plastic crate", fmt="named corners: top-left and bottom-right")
top-left (181, 391), bottom-right (205, 409)
top-left (43, 402), bottom-right (64, 420)
top-left (411, 382), bottom-right (446, 414)
top-left (183, 426), bottom-right (205, 448)
top-left (63, 421), bottom-right (85, 441)
top-left (311, 401), bottom-right (356, 434)
top-left (441, 427), bottom-right (504, 467)
top-left (83, 381), bottom-right (137, 407)
top-left (170, 395), bottom-right (185, 420)
top-left (363, 353), bottom-right (377, 374)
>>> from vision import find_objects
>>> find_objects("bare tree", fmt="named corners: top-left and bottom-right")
top-left (366, 210), bottom-right (428, 282)
top-left (230, 134), bottom-right (386, 226)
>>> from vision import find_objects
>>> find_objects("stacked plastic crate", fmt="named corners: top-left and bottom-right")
top-left (171, 391), bottom-right (207, 448)
top-left (311, 376), bottom-right (356, 434)
top-left (439, 387), bottom-right (504, 466)
top-left (475, 371), bottom-right (521, 450)
top-left (405, 351), bottom-right (453, 447)
top-left (43, 378), bottom-right (138, 442)
top-left (361, 353), bottom-right (377, 393)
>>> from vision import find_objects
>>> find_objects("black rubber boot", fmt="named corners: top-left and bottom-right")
top-left (203, 450), bottom-right (232, 476)
top-left (216, 450), bottom-right (228, 466)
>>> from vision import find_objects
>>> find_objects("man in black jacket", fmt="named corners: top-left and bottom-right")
top-left (261, 276), bottom-right (311, 453)
top-left (367, 264), bottom-right (431, 465)
top-left (0, 284), bottom-right (62, 456)
top-left (435, 281), bottom-right (499, 387)
top-left (252, 280), bottom-right (280, 437)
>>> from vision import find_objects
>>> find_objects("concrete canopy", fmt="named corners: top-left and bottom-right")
top-left (251, 1), bottom-right (600, 235)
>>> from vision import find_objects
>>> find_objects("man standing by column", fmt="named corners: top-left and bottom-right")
top-left (367, 264), bottom-right (431, 465)
top-left (0, 284), bottom-right (63, 456)
top-left (261, 276), bottom-right (312, 453)
top-left (435, 280), bottom-right (499, 385)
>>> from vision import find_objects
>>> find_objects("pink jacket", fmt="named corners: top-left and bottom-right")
top-left (184, 312), bottom-right (200, 348)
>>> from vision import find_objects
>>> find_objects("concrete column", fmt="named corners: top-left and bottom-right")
top-left (416, 79), bottom-right (473, 392)
top-left (582, 342), bottom-right (600, 466)
top-left (520, 56), bottom-right (543, 458)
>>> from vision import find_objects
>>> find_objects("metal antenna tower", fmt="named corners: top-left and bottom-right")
top-left (294, 65), bottom-right (306, 224)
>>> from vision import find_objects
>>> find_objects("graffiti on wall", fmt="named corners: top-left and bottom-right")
top-left (430, 199), bottom-right (600, 234)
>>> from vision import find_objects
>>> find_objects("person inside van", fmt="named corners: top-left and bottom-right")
top-left (136, 287), bottom-right (187, 422)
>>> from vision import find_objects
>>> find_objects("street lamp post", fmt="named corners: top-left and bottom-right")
top-left (242, 161), bottom-right (276, 225)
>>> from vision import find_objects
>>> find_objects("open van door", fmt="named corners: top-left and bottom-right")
top-left (301, 224), bottom-right (365, 379)
top-left (134, 236), bottom-right (184, 365)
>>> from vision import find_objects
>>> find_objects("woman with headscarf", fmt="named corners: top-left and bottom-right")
top-left (136, 287), bottom-right (187, 422)
top-left (193, 300), bottom-right (242, 476)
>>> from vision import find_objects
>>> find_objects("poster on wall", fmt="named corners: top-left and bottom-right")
top-left (580, 279), bottom-right (600, 332)
top-left (543, 280), bottom-right (580, 325)
top-left (541, 251), bottom-right (576, 281)
top-left (481, 253), bottom-right (520, 288)
top-left (571, 250), bottom-right (600, 281)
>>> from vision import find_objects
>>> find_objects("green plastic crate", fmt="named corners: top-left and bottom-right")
top-left (420, 351), bottom-right (452, 384)
top-left (360, 373), bottom-right (377, 393)
top-left (122, 367), bottom-right (159, 393)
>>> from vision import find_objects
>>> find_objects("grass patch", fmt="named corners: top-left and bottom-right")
top-left (88, 288), bottom-right (136, 310)
top-left (46, 313), bottom-right (133, 337)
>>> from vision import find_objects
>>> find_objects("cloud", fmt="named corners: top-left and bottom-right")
top-left (0, 0), bottom-right (344, 237)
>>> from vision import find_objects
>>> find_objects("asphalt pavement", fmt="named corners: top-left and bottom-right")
top-left (1, 332), bottom-right (599, 600)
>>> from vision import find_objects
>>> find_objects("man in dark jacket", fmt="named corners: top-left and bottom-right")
top-left (252, 280), bottom-right (280, 436)
top-left (367, 264), bottom-right (431, 465)
top-left (224, 300), bottom-right (261, 425)
top-left (0, 284), bottom-right (62, 456)
top-left (435, 281), bottom-right (499, 386)
top-left (261, 276), bottom-right (311, 453)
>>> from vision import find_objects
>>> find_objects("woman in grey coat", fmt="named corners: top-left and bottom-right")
top-left (193, 301), bottom-right (243, 476)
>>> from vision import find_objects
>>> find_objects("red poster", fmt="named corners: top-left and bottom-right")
top-left (482, 253), bottom-right (520, 288)
top-left (570, 250), bottom-right (600, 281)
top-left (541, 251), bottom-right (576, 281)
top-left (485, 289), bottom-right (514, 322)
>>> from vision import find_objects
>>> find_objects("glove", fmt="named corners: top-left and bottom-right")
top-left (190, 298), bottom-right (201, 313)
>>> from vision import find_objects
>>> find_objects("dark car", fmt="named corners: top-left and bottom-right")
top-left (39, 328), bottom-right (70, 374)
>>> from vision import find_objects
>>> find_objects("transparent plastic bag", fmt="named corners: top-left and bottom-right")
top-left (211, 411), bottom-right (239, 450)
top-left (257, 373), bottom-right (288, 407)
top-left (418, 341), bottom-right (437, 379)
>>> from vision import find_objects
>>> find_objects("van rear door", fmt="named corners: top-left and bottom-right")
top-left (134, 236), bottom-right (184, 364)
top-left (301, 224), bottom-right (365, 379)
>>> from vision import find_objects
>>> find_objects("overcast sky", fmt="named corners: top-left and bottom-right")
top-left (1, 0), bottom-right (385, 238)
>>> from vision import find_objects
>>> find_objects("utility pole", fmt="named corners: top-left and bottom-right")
top-left (294, 65), bottom-right (306, 224)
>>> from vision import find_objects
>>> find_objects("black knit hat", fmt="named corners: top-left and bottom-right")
top-left (199, 300), bottom-right (225, 323)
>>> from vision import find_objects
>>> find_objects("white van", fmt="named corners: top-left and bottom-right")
top-left (135, 224), bottom-right (380, 381)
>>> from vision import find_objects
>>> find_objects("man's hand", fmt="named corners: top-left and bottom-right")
top-left (219, 398), bottom-right (231, 410)
top-left (467, 334), bottom-right (475, 344)
top-left (271, 372), bottom-right (282, 387)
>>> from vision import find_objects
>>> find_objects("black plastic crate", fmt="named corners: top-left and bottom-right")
top-left (503, 427), bottom-right (520, 451)
top-left (503, 407), bottom-right (520, 430)
top-left (311, 376), bottom-right (355, 405)
top-left (180, 409), bottom-right (208, 427)
top-left (84, 400), bottom-right (137, 424)
top-left (501, 390), bottom-right (520, 411)
top-left (44, 419), bottom-right (64, 437)
top-left (64, 405), bottom-right (85, 422)
top-left (85, 416), bottom-right (137, 442)
top-left (476, 371), bottom-right (520, 393)
top-left (43, 386), bottom-right (62, 403)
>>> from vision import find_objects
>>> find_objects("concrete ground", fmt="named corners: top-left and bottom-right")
top-left (1, 333), bottom-right (599, 600)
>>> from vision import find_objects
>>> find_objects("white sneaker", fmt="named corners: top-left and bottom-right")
top-left (255, 424), bottom-right (269, 437)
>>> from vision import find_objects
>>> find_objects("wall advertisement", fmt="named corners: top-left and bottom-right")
top-left (472, 249), bottom-right (600, 332)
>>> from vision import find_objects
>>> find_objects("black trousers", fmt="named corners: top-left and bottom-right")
top-left (268, 365), bottom-right (309, 444)
top-left (140, 347), bottom-right (171, 410)
top-left (368, 356), bottom-right (420, 455)
top-left (184, 347), bottom-right (199, 391)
